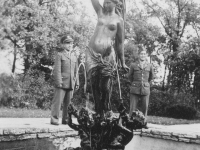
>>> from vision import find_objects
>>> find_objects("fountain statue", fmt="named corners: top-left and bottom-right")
top-left (66, 0), bottom-right (146, 149)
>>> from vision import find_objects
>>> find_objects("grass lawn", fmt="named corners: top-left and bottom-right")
top-left (0, 107), bottom-right (51, 118)
top-left (147, 115), bottom-right (200, 125)
top-left (1, 107), bottom-right (200, 125)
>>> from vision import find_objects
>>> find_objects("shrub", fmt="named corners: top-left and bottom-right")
top-left (172, 92), bottom-right (197, 108)
top-left (165, 104), bottom-right (197, 119)
top-left (148, 90), bottom-right (173, 116)
top-left (148, 89), bottom-right (198, 119)
top-left (0, 73), bottom-right (19, 107)
top-left (23, 69), bottom-right (54, 109)
top-left (0, 70), bottom-right (54, 109)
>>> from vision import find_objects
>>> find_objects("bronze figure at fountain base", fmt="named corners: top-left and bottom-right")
top-left (67, 103), bottom-right (146, 150)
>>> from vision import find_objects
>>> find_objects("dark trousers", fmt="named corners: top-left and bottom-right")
top-left (51, 88), bottom-right (72, 123)
top-left (129, 93), bottom-right (150, 122)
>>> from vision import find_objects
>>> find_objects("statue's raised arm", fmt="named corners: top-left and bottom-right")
top-left (91, 0), bottom-right (102, 15)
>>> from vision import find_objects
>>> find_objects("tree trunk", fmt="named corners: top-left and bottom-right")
top-left (12, 42), bottom-right (17, 73)
top-left (193, 70), bottom-right (200, 109)
top-left (162, 65), bottom-right (167, 91)
top-left (167, 65), bottom-right (171, 89)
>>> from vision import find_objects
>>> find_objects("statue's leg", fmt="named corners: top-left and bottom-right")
top-left (100, 76), bottom-right (112, 112)
top-left (90, 69), bottom-right (103, 116)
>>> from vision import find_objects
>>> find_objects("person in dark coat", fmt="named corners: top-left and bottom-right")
top-left (127, 47), bottom-right (154, 125)
top-left (50, 35), bottom-right (79, 125)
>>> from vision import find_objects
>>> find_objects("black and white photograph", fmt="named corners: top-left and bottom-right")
top-left (0, 0), bottom-right (200, 150)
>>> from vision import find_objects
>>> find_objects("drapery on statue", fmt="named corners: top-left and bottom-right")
top-left (86, 0), bottom-right (129, 117)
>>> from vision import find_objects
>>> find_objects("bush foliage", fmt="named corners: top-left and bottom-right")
top-left (0, 71), bottom-right (54, 109)
top-left (165, 104), bottom-right (197, 119)
top-left (0, 70), bottom-right (199, 120)
top-left (0, 71), bottom-right (199, 120)
top-left (148, 89), bottom-right (198, 119)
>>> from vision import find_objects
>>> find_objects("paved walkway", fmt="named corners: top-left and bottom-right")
top-left (0, 118), bottom-right (200, 135)
top-left (0, 118), bottom-right (74, 132)
top-left (148, 123), bottom-right (200, 135)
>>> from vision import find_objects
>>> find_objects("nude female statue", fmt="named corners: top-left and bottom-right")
top-left (86, 0), bottom-right (129, 117)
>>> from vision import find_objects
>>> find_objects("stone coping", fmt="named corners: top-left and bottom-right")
top-left (0, 118), bottom-right (200, 144)
top-left (0, 118), bottom-right (78, 142)
top-left (134, 124), bottom-right (200, 144)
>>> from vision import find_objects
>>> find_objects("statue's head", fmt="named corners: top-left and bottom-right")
top-left (130, 110), bottom-right (145, 122)
top-left (68, 104), bottom-right (77, 115)
top-left (104, 111), bottom-right (118, 123)
top-left (78, 107), bottom-right (95, 128)
top-left (126, 110), bottom-right (145, 130)
top-left (78, 108), bottom-right (88, 125)
top-left (103, 0), bottom-right (119, 12)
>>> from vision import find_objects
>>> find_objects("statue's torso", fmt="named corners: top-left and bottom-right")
top-left (89, 14), bottom-right (120, 57)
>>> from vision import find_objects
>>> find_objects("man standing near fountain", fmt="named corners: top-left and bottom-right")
top-left (127, 47), bottom-right (154, 127)
top-left (86, 0), bottom-right (129, 117)
top-left (50, 35), bottom-right (79, 125)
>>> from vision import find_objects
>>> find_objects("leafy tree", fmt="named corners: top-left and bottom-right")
top-left (125, 5), bottom-right (166, 87)
top-left (0, 0), bottom-right (94, 75)
top-left (0, 0), bottom-right (95, 109)
top-left (141, 0), bottom-right (200, 90)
